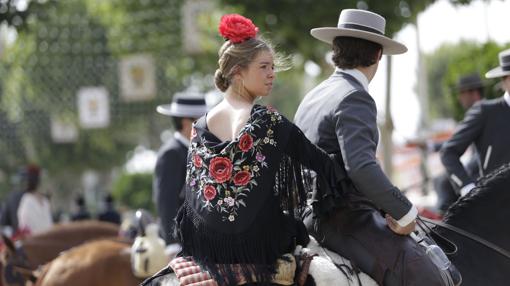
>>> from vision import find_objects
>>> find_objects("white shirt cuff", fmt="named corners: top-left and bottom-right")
top-left (460, 183), bottom-right (476, 197)
top-left (425, 140), bottom-right (435, 153)
top-left (396, 205), bottom-right (418, 227)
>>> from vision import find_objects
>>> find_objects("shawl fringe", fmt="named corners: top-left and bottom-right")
top-left (175, 203), bottom-right (295, 285)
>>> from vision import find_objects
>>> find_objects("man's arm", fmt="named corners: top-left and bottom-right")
top-left (153, 149), bottom-right (185, 245)
top-left (440, 102), bottom-right (485, 195)
top-left (335, 91), bottom-right (416, 228)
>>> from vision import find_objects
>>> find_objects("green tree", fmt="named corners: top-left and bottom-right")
top-left (111, 171), bottom-right (155, 213)
top-left (1, 0), bottom-right (184, 175)
top-left (0, 0), bottom-right (187, 207)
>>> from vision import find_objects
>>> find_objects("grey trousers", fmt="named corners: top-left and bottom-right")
top-left (303, 202), bottom-right (445, 286)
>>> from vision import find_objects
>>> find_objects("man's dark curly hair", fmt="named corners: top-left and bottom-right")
top-left (332, 36), bottom-right (382, 69)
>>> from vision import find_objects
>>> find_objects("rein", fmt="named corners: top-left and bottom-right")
top-left (420, 217), bottom-right (510, 261)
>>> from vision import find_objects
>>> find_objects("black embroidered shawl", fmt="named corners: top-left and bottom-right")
top-left (175, 105), bottom-right (340, 284)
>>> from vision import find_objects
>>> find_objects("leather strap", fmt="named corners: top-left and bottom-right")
top-left (420, 217), bottom-right (510, 260)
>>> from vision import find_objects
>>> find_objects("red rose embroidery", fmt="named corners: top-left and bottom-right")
top-left (267, 105), bottom-right (277, 113)
top-left (238, 133), bottom-right (254, 152)
top-left (218, 14), bottom-right (259, 44)
top-left (233, 170), bottom-right (251, 186)
top-left (193, 154), bottom-right (202, 168)
top-left (209, 157), bottom-right (233, 183)
top-left (203, 185), bottom-right (217, 201)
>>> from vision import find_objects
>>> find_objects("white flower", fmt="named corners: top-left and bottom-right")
top-left (224, 197), bottom-right (235, 207)
top-left (228, 215), bottom-right (235, 222)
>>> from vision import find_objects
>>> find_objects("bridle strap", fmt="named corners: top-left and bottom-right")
top-left (420, 217), bottom-right (510, 261)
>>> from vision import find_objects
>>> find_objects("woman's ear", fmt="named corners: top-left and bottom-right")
top-left (231, 66), bottom-right (241, 78)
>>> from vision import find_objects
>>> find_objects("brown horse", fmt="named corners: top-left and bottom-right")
top-left (34, 239), bottom-right (143, 286)
top-left (1, 220), bottom-right (120, 286)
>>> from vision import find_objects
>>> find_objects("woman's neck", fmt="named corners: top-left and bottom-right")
top-left (224, 87), bottom-right (256, 107)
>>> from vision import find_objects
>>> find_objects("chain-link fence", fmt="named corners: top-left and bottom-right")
top-left (0, 0), bottom-right (195, 208)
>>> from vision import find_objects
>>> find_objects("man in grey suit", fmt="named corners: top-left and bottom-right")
top-left (295, 9), bottom-right (444, 285)
top-left (153, 93), bottom-right (207, 250)
top-left (413, 73), bottom-right (484, 213)
top-left (441, 48), bottom-right (510, 197)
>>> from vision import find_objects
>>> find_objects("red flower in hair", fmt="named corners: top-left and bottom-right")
top-left (218, 14), bottom-right (259, 44)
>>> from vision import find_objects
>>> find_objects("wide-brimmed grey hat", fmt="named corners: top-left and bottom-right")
top-left (456, 73), bottom-right (484, 92)
top-left (310, 9), bottom-right (407, 55)
top-left (156, 91), bottom-right (207, 118)
top-left (485, 48), bottom-right (510, 79)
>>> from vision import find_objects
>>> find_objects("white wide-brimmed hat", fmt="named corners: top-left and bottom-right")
top-left (310, 9), bottom-right (407, 55)
top-left (156, 90), bottom-right (208, 118)
top-left (485, 48), bottom-right (510, 79)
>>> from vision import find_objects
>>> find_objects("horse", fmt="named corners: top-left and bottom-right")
top-left (34, 239), bottom-right (142, 286)
top-left (1, 220), bottom-right (119, 286)
top-left (430, 163), bottom-right (510, 286)
top-left (146, 164), bottom-right (510, 286)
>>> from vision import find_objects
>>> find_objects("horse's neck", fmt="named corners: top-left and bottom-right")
top-left (445, 164), bottom-right (510, 250)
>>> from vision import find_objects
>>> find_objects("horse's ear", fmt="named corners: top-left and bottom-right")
top-left (1, 234), bottom-right (16, 253)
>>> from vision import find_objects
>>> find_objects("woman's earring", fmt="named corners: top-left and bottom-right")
top-left (237, 79), bottom-right (244, 97)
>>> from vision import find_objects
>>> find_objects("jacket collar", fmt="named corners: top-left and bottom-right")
top-left (504, 92), bottom-right (510, 108)
top-left (335, 67), bottom-right (369, 91)
top-left (174, 131), bottom-right (190, 147)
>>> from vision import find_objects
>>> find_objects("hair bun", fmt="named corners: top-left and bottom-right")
top-left (218, 14), bottom-right (258, 44)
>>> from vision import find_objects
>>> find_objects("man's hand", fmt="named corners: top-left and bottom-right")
top-left (385, 214), bottom-right (415, 235)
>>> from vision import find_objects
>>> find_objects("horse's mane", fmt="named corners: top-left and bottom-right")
top-left (443, 163), bottom-right (510, 221)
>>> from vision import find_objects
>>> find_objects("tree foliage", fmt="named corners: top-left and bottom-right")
top-left (216, 0), bottom-right (479, 66)
top-left (0, 0), bottom-right (184, 176)
top-left (111, 171), bottom-right (154, 213)
top-left (425, 41), bottom-right (510, 121)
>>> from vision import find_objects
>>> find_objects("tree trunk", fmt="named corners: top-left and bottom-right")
top-left (381, 56), bottom-right (394, 180)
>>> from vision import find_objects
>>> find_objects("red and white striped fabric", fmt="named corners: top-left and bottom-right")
top-left (168, 257), bottom-right (218, 286)
top-left (168, 255), bottom-right (295, 285)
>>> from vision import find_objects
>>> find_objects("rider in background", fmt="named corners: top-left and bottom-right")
top-left (17, 164), bottom-right (53, 235)
top-left (153, 91), bottom-right (207, 256)
top-left (441, 48), bottom-right (510, 198)
top-left (70, 195), bottom-right (91, 221)
top-left (410, 73), bottom-right (484, 213)
top-left (98, 194), bottom-right (121, 225)
top-left (0, 167), bottom-right (28, 237)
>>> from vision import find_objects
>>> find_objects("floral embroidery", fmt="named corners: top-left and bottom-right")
top-left (192, 154), bottom-right (202, 168)
top-left (186, 105), bottom-right (283, 222)
top-left (209, 157), bottom-right (233, 183)
top-left (238, 133), bottom-right (253, 152)
top-left (233, 170), bottom-right (251, 186)
top-left (203, 185), bottom-right (217, 201)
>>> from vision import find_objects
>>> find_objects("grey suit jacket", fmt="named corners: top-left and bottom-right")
top-left (295, 71), bottom-right (413, 221)
top-left (441, 97), bottom-right (510, 190)
top-left (153, 136), bottom-right (188, 244)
